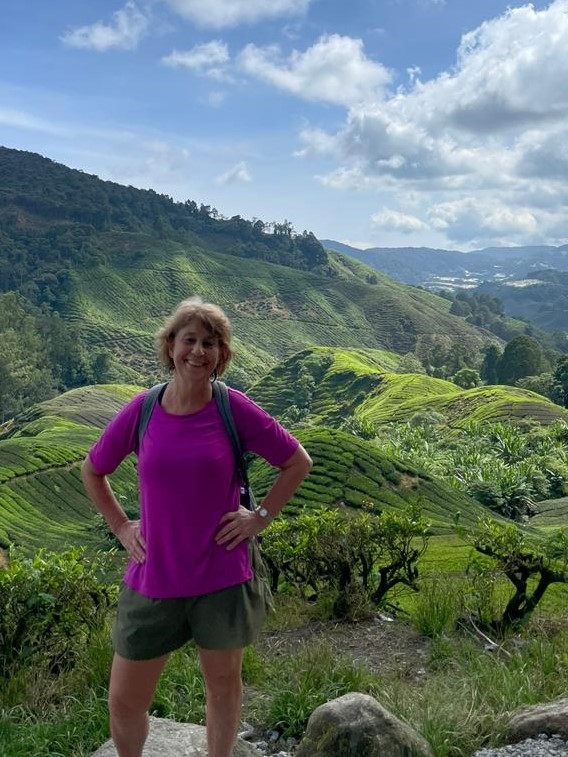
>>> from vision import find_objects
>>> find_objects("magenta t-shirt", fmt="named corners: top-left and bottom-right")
top-left (88, 387), bottom-right (299, 598)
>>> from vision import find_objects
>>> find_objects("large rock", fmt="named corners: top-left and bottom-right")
top-left (506, 698), bottom-right (568, 742)
top-left (296, 692), bottom-right (433, 757)
top-left (91, 716), bottom-right (259, 756)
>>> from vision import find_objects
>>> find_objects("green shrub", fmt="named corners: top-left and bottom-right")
top-left (262, 504), bottom-right (430, 620)
top-left (0, 547), bottom-right (117, 676)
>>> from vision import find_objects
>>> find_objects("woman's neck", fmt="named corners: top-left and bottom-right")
top-left (161, 376), bottom-right (213, 415)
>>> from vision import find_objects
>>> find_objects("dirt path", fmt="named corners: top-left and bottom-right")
top-left (257, 615), bottom-right (431, 680)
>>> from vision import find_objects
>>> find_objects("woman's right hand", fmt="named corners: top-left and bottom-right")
top-left (115, 520), bottom-right (146, 563)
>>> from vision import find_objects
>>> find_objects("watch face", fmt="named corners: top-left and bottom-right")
top-left (258, 507), bottom-right (269, 518)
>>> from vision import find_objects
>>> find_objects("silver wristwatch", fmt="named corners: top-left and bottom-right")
top-left (255, 505), bottom-right (272, 521)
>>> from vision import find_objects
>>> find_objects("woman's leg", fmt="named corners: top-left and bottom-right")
top-left (199, 647), bottom-right (244, 757)
top-left (108, 652), bottom-right (170, 757)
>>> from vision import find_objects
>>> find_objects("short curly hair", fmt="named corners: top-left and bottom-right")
top-left (155, 296), bottom-right (233, 375)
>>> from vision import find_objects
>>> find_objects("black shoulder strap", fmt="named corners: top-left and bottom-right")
top-left (137, 382), bottom-right (168, 451)
top-left (212, 381), bottom-right (254, 510)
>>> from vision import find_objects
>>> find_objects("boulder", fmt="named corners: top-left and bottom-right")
top-left (296, 692), bottom-right (433, 757)
top-left (91, 716), bottom-right (259, 756)
top-left (506, 698), bottom-right (568, 742)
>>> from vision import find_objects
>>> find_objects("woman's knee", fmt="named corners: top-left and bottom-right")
top-left (108, 653), bottom-right (168, 717)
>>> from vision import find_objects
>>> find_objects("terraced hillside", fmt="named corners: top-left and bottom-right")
top-left (60, 233), bottom-right (500, 385)
top-left (0, 382), bottom-right (493, 553)
top-left (532, 497), bottom-right (568, 530)
top-left (250, 427), bottom-right (490, 534)
top-left (250, 347), bottom-right (568, 428)
top-left (0, 386), bottom-right (141, 552)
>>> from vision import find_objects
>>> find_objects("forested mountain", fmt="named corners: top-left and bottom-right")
top-left (475, 270), bottom-right (568, 331)
top-left (0, 146), bottom-right (500, 420)
top-left (321, 239), bottom-right (568, 290)
top-left (0, 146), bottom-right (326, 302)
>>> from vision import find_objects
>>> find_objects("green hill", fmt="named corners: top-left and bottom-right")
top-left (0, 146), bottom-right (498, 391)
top-left (250, 347), bottom-right (568, 427)
top-left (0, 383), bottom-right (495, 552)
top-left (0, 386), bottom-right (140, 552)
top-left (531, 497), bottom-right (568, 530)
top-left (250, 426), bottom-right (491, 534)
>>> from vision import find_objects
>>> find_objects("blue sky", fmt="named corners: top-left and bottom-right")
top-left (1, 0), bottom-right (567, 250)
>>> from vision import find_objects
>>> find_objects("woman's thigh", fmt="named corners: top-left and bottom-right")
top-left (109, 652), bottom-right (170, 711)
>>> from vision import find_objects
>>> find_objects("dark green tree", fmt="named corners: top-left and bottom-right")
top-left (452, 367), bottom-right (481, 389)
top-left (480, 344), bottom-right (502, 384)
top-left (497, 335), bottom-right (544, 386)
top-left (553, 355), bottom-right (568, 408)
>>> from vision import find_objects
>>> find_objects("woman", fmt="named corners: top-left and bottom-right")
top-left (82, 296), bottom-right (312, 757)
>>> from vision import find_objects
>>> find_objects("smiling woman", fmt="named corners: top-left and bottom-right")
top-left (81, 295), bottom-right (312, 757)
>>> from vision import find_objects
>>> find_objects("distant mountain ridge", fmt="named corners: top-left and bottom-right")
top-left (476, 269), bottom-right (568, 331)
top-left (320, 239), bottom-right (568, 290)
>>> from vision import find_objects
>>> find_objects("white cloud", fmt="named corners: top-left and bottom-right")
top-left (162, 0), bottom-right (312, 28)
top-left (216, 161), bottom-right (252, 184)
top-left (294, 126), bottom-right (338, 157)
top-left (162, 41), bottom-right (230, 79)
top-left (297, 1), bottom-right (568, 246)
top-left (371, 208), bottom-right (428, 234)
top-left (428, 198), bottom-right (538, 245)
top-left (238, 34), bottom-right (391, 107)
top-left (61, 2), bottom-right (149, 52)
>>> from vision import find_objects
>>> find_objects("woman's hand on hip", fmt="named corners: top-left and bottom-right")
top-left (115, 520), bottom-right (146, 563)
top-left (216, 506), bottom-right (264, 551)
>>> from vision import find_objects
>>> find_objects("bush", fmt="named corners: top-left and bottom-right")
top-left (0, 547), bottom-right (118, 676)
top-left (262, 504), bottom-right (430, 620)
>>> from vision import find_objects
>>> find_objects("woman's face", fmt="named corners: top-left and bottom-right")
top-left (168, 317), bottom-right (220, 381)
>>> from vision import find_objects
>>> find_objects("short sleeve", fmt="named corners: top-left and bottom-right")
top-left (88, 392), bottom-right (146, 475)
top-left (228, 388), bottom-right (299, 467)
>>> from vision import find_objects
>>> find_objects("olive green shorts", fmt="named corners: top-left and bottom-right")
top-left (112, 580), bottom-right (266, 661)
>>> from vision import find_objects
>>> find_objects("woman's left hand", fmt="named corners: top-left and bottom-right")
top-left (216, 506), bottom-right (265, 551)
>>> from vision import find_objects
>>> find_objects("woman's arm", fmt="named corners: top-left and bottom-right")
top-left (81, 456), bottom-right (146, 563)
top-left (216, 443), bottom-right (312, 550)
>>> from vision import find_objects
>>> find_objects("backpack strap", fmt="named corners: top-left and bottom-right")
top-left (137, 382), bottom-right (168, 452)
top-left (212, 381), bottom-right (255, 511)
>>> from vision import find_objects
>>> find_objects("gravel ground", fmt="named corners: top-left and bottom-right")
top-left (244, 731), bottom-right (568, 757)
top-left (473, 734), bottom-right (568, 756)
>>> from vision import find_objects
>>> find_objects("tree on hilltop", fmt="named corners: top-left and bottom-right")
top-left (497, 335), bottom-right (544, 385)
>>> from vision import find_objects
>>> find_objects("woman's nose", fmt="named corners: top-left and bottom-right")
top-left (193, 342), bottom-right (205, 355)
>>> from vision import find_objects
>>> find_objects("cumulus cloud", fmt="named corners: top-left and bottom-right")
top-left (216, 161), bottom-right (252, 184)
top-left (162, 41), bottom-right (230, 79)
top-left (371, 209), bottom-right (428, 234)
top-left (238, 34), bottom-right (391, 107)
top-left (428, 198), bottom-right (538, 245)
top-left (294, 1), bottom-right (568, 246)
top-left (61, 1), bottom-right (149, 51)
top-left (162, 0), bottom-right (312, 28)
top-left (294, 126), bottom-right (338, 157)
